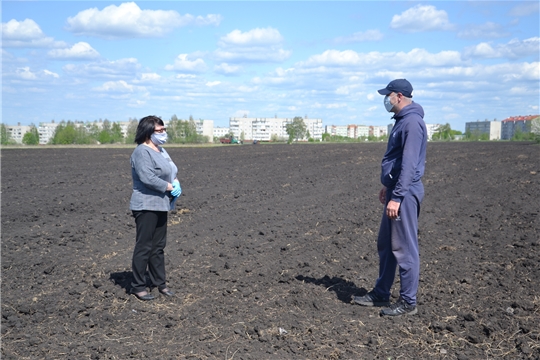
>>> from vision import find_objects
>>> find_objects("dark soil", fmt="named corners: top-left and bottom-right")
top-left (1, 142), bottom-right (539, 359)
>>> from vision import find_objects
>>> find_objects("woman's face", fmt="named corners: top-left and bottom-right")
top-left (153, 124), bottom-right (166, 133)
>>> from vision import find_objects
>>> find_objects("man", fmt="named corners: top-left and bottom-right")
top-left (352, 79), bottom-right (427, 316)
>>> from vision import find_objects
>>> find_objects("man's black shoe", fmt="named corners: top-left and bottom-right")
top-left (380, 297), bottom-right (417, 316)
top-left (351, 291), bottom-right (390, 307)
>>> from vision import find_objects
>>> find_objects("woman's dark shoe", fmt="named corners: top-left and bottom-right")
top-left (132, 291), bottom-right (155, 301)
top-left (159, 288), bottom-right (175, 297)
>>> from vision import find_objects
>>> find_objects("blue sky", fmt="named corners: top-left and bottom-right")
top-left (2, 1), bottom-right (539, 130)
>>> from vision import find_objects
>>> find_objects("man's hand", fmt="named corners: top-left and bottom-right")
top-left (386, 200), bottom-right (400, 220)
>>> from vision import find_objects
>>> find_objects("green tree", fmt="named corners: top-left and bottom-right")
top-left (87, 123), bottom-right (101, 141)
top-left (98, 129), bottom-right (112, 144)
top-left (111, 122), bottom-right (123, 143)
top-left (1, 124), bottom-right (15, 145)
top-left (167, 115), bottom-right (181, 143)
top-left (432, 123), bottom-right (454, 141)
top-left (74, 126), bottom-right (94, 144)
top-left (52, 121), bottom-right (77, 144)
top-left (22, 125), bottom-right (39, 145)
top-left (531, 116), bottom-right (540, 143)
top-left (125, 118), bottom-right (138, 144)
top-left (322, 132), bottom-right (331, 142)
top-left (185, 117), bottom-right (198, 142)
top-left (97, 119), bottom-right (112, 144)
top-left (50, 121), bottom-right (95, 144)
top-left (286, 116), bottom-right (307, 143)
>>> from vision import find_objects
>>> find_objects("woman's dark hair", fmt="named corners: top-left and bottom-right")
top-left (134, 115), bottom-right (164, 144)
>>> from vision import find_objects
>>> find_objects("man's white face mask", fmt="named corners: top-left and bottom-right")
top-left (384, 94), bottom-right (397, 112)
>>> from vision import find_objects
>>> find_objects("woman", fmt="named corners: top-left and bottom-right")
top-left (129, 115), bottom-right (181, 301)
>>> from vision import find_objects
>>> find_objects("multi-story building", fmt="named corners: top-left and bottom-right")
top-left (465, 120), bottom-right (501, 140)
top-left (325, 125), bottom-right (349, 137)
top-left (370, 125), bottom-right (388, 137)
top-left (6, 123), bottom-right (32, 144)
top-left (325, 124), bottom-right (371, 138)
top-left (213, 127), bottom-right (230, 139)
top-left (230, 116), bottom-right (323, 141)
top-left (192, 119), bottom-right (214, 142)
top-left (501, 115), bottom-right (538, 140)
top-left (38, 122), bottom-right (59, 144)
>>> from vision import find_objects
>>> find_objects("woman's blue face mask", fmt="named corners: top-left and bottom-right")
top-left (151, 131), bottom-right (168, 145)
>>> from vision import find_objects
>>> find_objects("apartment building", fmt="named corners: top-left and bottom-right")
top-left (213, 127), bottom-right (230, 139)
top-left (6, 123), bottom-right (32, 144)
top-left (465, 120), bottom-right (501, 140)
top-left (501, 115), bottom-right (538, 140)
top-left (38, 122), bottom-right (59, 144)
top-left (229, 116), bottom-right (323, 141)
top-left (192, 119), bottom-right (214, 141)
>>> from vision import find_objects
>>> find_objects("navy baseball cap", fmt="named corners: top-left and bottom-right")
top-left (378, 79), bottom-right (413, 97)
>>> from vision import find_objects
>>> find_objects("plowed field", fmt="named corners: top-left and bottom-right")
top-left (1, 142), bottom-right (539, 359)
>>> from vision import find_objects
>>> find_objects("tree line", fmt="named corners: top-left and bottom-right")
top-left (0, 115), bottom-right (209, 145)
top-left (2, 117), bottom-right (539, 145)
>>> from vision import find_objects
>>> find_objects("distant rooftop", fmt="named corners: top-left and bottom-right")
top-left (501, 115), bottom-right (539, 122)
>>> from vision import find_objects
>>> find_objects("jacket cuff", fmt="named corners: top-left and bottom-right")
top-left (390, 195), bottom-right (403, 203)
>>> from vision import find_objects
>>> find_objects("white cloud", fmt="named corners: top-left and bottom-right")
top-left (15, 67), bottom-right (37, 80)
top-left (214, 63), bottom-right (243, 75)
top-left (301, 49), bottom-right (462, 68)
top-left (13, 66), bottom-right (59, 80)
top-left (457, 22), bottom-right (510, 39)
top-left (219, 27), bottom-right (283, 47)
top-left (176, 74), bottom-right (197, 79)
top-left (335, 86), bottom-right (350, 95)
top-left (464, 37), bottom-right (540, 60)
top-left (165, 54), bottom-right (207, 73)
top-left (63, 58), bottom-right (141, 78)
top-left (334, 30), bottom-right (384, 44)
top-left (138, 73), bottom-right (161, 82)
top-left (43, 70), bottom-right (60, 78)
top-left (1, 49), bottom-right (18, 63)
top-left (509, 2), bottom-right (540, 17)
top-left (3, 19), bottom-right (43, 40)
top-left (2, 19), bottom-right (66, 48)
top-left (390, 5), bottom-right (454, 33)
top-left (214, 48), bottom-right (291, 63)
top-left (48, 42), bottom-right (100, 60)
top-left (326, 103), bottom-right (347, 109)
top-left (191, 14), bottom-right (223, 26)
top-left (206, 81), bottom-right (221, 87)
top-left (66, 2), bottom-right (222, 39)
top-left (215, 27), bottom-right (291, 64)
top-left (127, 99), bottom-right (147, 108)
top-left (93, 80), bottom-right (145, 93)
top-left (443, 113), bottom-right (461, 121)
top-left (509, 86), bottom-right (529, 95)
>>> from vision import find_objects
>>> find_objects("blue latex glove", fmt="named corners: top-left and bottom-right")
top-left (171, 180), bottom-right (182, 197)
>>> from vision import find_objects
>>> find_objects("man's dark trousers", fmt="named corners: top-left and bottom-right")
top-left (374, 182), bottom-right (424, 306)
